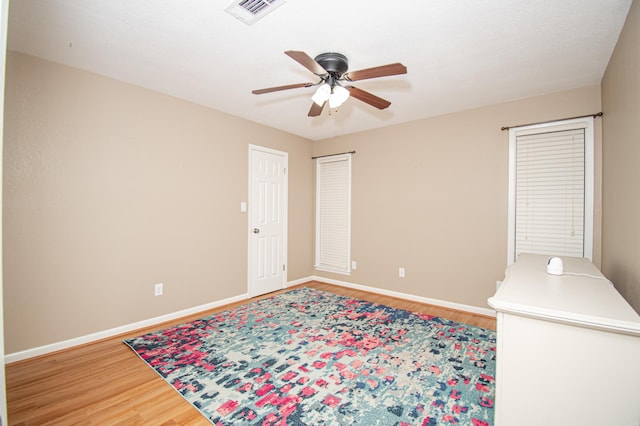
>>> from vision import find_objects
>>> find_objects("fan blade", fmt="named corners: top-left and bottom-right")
top-left (344, 63), bottom-right (407, 81)
top-left (285, 50), bottom-right (327, 75)
top-left (347, 86), bottom-right (391, 110)
top-left (308, 101), bottom-right (325, 117)
top-left (252, 83), bottom-right (313, 95)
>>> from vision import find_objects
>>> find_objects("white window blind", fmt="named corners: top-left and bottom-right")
top-left (507, 118), bottom-right (594, 264)
top-left (315, 154), bottom-right (351, 274)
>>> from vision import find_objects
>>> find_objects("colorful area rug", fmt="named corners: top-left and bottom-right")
top-left (124, 288), bottom-right (496, 425)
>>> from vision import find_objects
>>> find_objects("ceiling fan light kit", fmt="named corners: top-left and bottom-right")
top-left (311, 83), bottom-right (331, 106)
top-left (311, 83), bottom-right (350, 109)
top-left (327, 85), bottom-right (350, 109)
top-left (252, 50), bottom-right (407, 117)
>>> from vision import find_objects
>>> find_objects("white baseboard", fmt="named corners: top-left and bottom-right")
top-left (6, 277), bottom-right (495, 363)
top-left (286, 276), bottom-right (312, 288)
top-left (308, 275), bottom-right (496, 317)
top-left (5, 292), bottom-right (249, 364)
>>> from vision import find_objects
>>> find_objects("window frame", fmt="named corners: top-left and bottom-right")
top-left (507, 117), bottom-right (594, 264)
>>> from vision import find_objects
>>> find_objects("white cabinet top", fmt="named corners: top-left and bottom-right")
top-left (488, 254), bottom-right (640, 336)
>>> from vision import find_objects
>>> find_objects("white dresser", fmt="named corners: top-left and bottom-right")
top-left (488, 254), bottom-right (640, 426)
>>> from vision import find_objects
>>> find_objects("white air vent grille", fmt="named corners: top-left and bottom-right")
top-left (225, 0), bottom-right (285, 25)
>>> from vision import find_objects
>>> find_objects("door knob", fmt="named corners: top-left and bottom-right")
top-left (253, 228), bottom-right (260, 234)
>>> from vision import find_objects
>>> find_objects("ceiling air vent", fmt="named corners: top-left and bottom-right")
top-left (225, 0), bottom-right (285, 25)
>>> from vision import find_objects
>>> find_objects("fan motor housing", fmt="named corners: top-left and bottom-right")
top-left (314, 52), bottom-right (348, 77)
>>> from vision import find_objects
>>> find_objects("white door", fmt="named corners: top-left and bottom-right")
top-left (248, 145), bottom-right (288, 297)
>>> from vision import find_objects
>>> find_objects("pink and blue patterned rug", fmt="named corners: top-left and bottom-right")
top-left (124, 287), bottom-right (496, 425)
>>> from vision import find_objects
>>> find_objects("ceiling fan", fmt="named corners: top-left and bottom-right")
top-left (252, 51), bottom-right (407, 117)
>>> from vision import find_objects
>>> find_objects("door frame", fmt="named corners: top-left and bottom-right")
top-left (0, 0), bottom-right (9, 422)
top-left (247, 144), bottom-right (288, 297)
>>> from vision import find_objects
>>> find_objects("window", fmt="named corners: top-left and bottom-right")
top-left (315, 153), bottom-right (352, 274)
top-left (507, 117), bottom-right (594, 264)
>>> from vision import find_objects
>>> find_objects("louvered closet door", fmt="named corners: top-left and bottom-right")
top-left (514, 128), bottom-right (586, 258)
top-left (315, 154), bottom-right (351, 274)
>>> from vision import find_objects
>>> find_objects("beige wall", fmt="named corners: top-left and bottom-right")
top-left (3, 50), bottom-right (608, 355)
top-left (2, 52), bottom-right (314, 354)
top-left (601, 0), bottom-right (640, 313)
top-left (313, 86), bottom-right (602, 309)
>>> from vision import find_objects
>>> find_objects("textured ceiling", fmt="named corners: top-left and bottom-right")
top-left (7, 0), bottom-right (632, 141)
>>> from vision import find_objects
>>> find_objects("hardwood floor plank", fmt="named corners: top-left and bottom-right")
top-left (6, 281), bottom-right (496, 425)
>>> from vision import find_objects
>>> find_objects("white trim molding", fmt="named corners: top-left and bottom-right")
top-left (5, 293), bottom-right (248, 364)
top-left (6, 277), bottom-right (496, 363)
top-left (286, 276), bottom-right (312, 288)
top-left (303, 275), bottom-right (496, 317)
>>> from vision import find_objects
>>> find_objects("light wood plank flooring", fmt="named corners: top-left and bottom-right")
top-left (6, 282), bottom-right (496, 425)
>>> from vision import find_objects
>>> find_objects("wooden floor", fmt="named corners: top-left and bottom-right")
top-left (6, 282), bottom-right (496, 425)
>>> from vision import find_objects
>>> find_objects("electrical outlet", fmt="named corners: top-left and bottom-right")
top-left (399, 267), bottom-right (405, 278)
top-left (351, 261), bottom-right (357, 270)
top-left (154, 283), bottom-right (163, 296)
